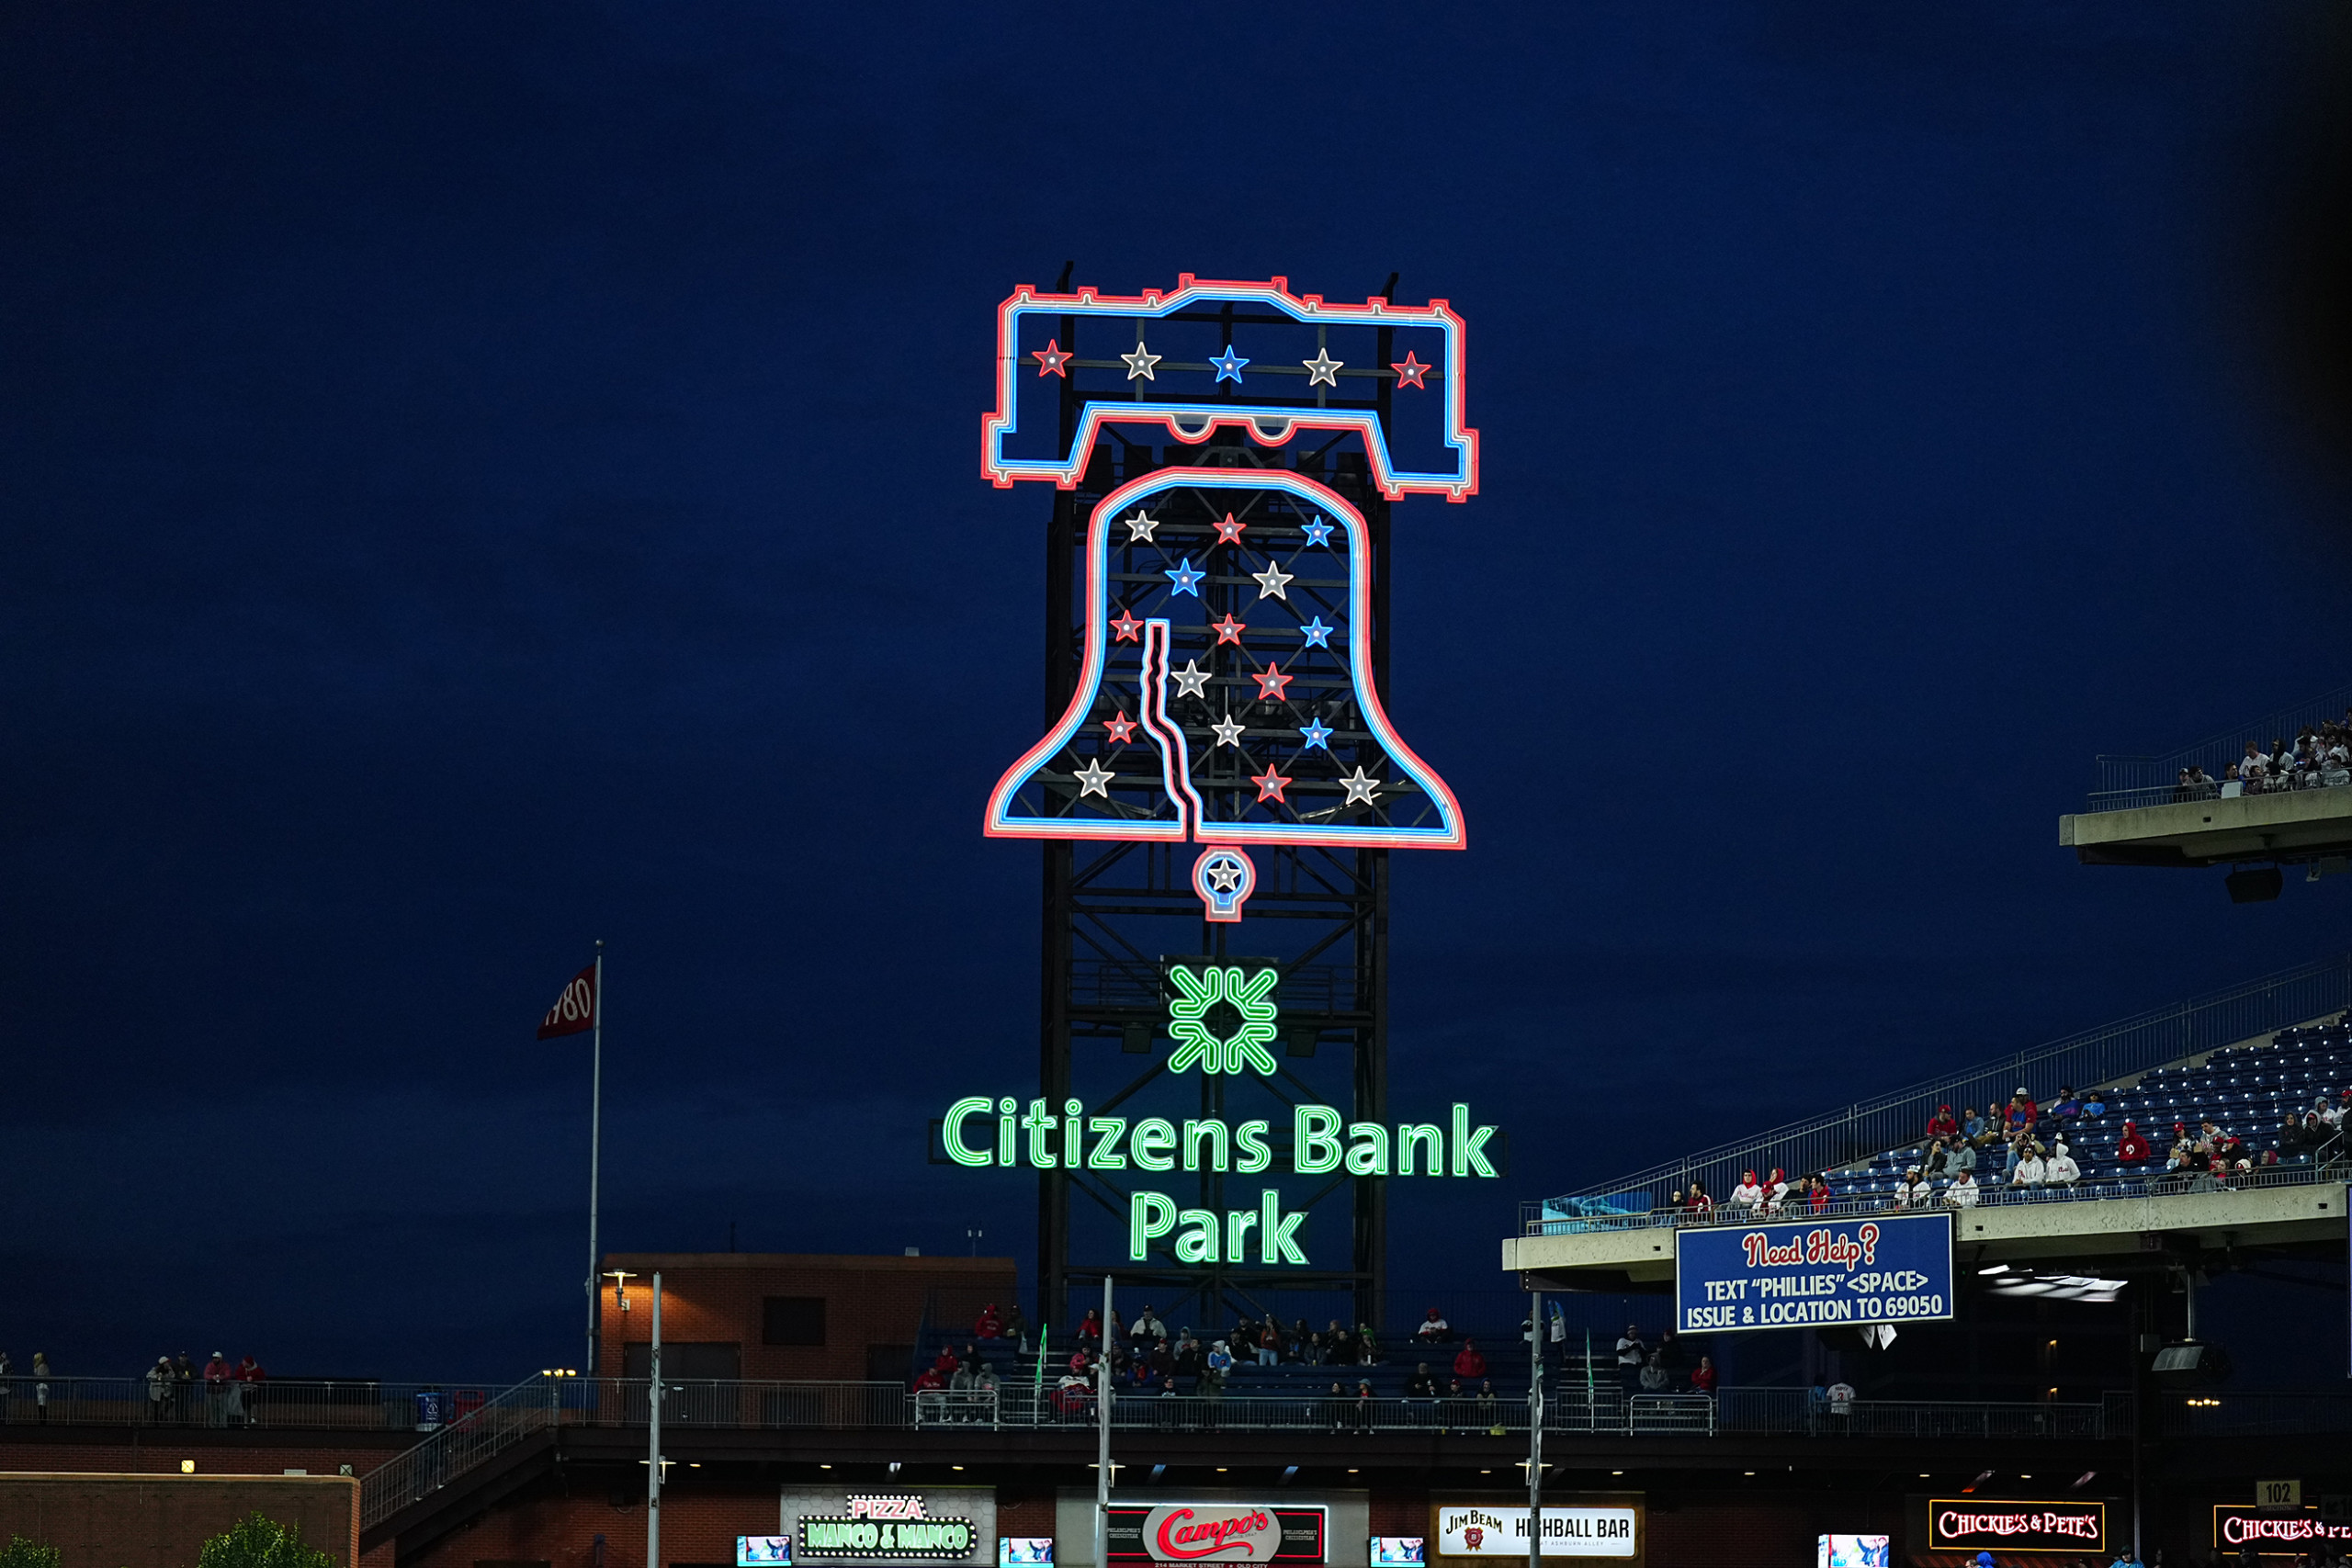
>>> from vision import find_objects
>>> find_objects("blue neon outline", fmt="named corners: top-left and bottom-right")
top-left (983, 276), bottom-right (1478, 501)
top-left (983, 468), bottom-right (1464, 849)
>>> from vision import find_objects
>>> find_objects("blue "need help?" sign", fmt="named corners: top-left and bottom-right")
top-left (1675, 1211), bottom-right (1953, 1333)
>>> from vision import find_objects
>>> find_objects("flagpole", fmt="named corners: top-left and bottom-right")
top-left (588, 939), bottom-right (605, 1373)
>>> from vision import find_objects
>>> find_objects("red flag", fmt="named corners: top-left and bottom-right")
top-left (537, 963), bottom-right (598, 1039)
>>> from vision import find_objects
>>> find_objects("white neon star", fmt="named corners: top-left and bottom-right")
top-left (1122, 342), bottom-right (1162, 380)
top-left (1301, 349), bottom-right (1343, 387)
top-left (1125, 511), bottom-right (1160, 542)
top-left (1251, 561), bottom-right (1294, 601)
top-left (1205, 859), bottom-right (1245, 893)
top-left (1171, 660), bottom-right (1212, 699)
top-left (1073, 759), bottom-right (1115, 797)
top-left (1210, 714), bottom-right (1247, 747)
top-left (1338, 765), bottom-right (1381, 805)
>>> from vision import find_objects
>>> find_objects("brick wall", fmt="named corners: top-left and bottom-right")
top-left (0, 1472), bottom-right (358, 1568)
top-left (598, 1254), bottom-right (1018, 1382)
top-left (0, 1438), bottom-right (400, 1476)
top-left (407, 1486), bottom-right (789, 1568)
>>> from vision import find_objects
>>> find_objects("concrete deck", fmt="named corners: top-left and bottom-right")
top-left (2060, 788), bottom-right (2352, 867)
top-left (1500, 1181), bottom-right (2346, 1289)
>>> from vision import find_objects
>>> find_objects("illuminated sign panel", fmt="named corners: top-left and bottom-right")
top-left (779, 1489), bottom-right (993, 1567)
top-left (1676, 1213), bottom-right (1953, 1333)
top-left (2213, 1506), bottom-right (2352, 1554)
top-left (1431, 1503), bottom-right (1642, 1562)
top-left (1927, 1502), bottom-right (2103, 1552)
top-left (1104, 1505), bottom-right (1325, 1564)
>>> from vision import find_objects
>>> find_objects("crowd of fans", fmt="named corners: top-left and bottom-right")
top-left (1658, 1080), bottom-right (2350, 1216)
top-left (0, 1348), bottom-right (269, 1426)
top-left (2171, 716), bottom-right (2352, 799)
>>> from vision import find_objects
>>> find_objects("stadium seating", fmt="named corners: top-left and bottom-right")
top-left (1832, 1017), bottom-right (2352, 1203)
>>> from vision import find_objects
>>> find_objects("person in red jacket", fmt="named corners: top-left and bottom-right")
top-left (1926, 1104), bottom-right (1959, 1138)
top-left (1690, 1356), bottom-right (1717, 1395)
top-left (912, 1366), bottom-right (945, 1393)
top-left (1453, 1338), bottom-right (1487, 1379)
top-left (975, 1304), bottom-right (1002, 1339)
top-left (2115, 1121), bottom-right (2152, 1165)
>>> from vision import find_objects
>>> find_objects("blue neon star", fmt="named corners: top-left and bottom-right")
top-left (1299, 717), bottom-right (1334, 750)
top-left (1302, 515), bottom-right (1334, 547)
top-left (1298, 616), bottom-right (1334, 649)
top-left (1163, 557), bottom-right (1205, 596)
top-left (1209, 344), bottom-right (1250, 384)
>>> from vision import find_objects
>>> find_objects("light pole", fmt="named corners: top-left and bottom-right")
top-left (1094, 1275), bottom-right (1112, 1568)
top-left (1526, 1287), bottom-right (1543, 1568)
top-left (646, 1271), bottom-right (662, 1568)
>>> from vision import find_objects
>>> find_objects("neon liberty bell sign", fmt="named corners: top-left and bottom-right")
top-left (956, 275), bottom-right (1496, 1267)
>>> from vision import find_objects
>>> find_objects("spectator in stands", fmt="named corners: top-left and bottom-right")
top-left (2083, 1089), bottom-right (2109, 1117)
top-left (913, 1363), bottom-right (945, 1394)
top-left (1076, 1308), bottom-right (1102, 1348)
top-left (1289, 1318), bottom-right (1314, 1363)
top-left (1205, 1340), bottom-right (1231, 1397)
top-left (2006, 1089), bottom-right (2039, 1137)
top-left (1946, 1138), bottom-right (1978, 1180)
top-left (1132, 1304), bottom-right (1166, 1343)
top-left (1891, 1168), bottom-right (1929, 1208)
top-left (975, 1304), bottom-right (1002, 1339)
top-left (1926, 1104), bottom-right (1959, 1139)
top-left (1416, 1308), bottom-right (1452, 1343)
top-left (1407, 1362), bottom-right (1437, 1400)
top-left (948, 1353), bottom-right (978, 1408)
top-left (1107, 1307), bottom-right (1126, 1344)
top-left (1328, 1321), bottom-right (1355, 1363)
top-left (1357, 1324), bottom-right (1384, 1365)
top-left (1002, 1303), bottom-right (1026, 1348)
top-left (2011, 1144), bottom-right (2048, 1189)
top-left (1256, 1320), bottom-right (1281, 1366)
top-left (2047, 1142), bottom-right (2082, 1187)
top-left (1453, 1338), bottom-right (1487, 1380)
top-left (201, 1352), bottom-right (232, 1427)
top-left (1923, 1138), bottom-right (1954, 1180)
top-left (1476, 1380), bottom-right (1498, 1424)
top-left (1354, 1379), bottom-right (1375, 1430)
top-left (1639, 1354), bottom-right (1669, 1393)
top-left (1962, 1107), bottom-right (1986, 1140)
top-left (1690, 1356), bottom-right (1717, 1395)
top-left (2324, 754), bottom-right (2351, 789)
top-left (1684, 1179), bottom-right (1713, 1212)
top-left (145, 1357), bottom-right (171, 1423)
top-left (1764, 1168), bottom-right (1791, 1213)
top-left (2050, 1087), bottom-right (2082, 1123)
top-left (1657, 1328), bottom-right (1685, 1372)
top-left (1808, 1175), bottom-right (1833, 1213)
top-left (1944, 1169), bottom-right (1979, 1206)
top-left (933, 1344), bottom-right (960, 1377)
top-left (2243, 740), bottom-right (2270, 787)
top-left (1615, 1324), bottom-right (1646, 1392)
top-left (1731, 1170), bottom-right (1765, 1210)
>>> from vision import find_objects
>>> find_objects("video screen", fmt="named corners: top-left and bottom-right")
top-left (1817, 1536), bottom-right (1890, 1568)
top-left (740, 1538), bottom-right (793, 1566)
top-left (1001, 1539), bottom-right (1055, 1566)
top-left (1371, 1540), bottom-right (1426, 1565)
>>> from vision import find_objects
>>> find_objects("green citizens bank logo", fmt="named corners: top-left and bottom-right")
top-left (1167, 964), bottom-right (1279, 1076)
top-left (935, 962), bottom-right (1500, 1268)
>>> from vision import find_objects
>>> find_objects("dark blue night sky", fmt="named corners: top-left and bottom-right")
top-left (3, 2), bottom-right (2347, 1379)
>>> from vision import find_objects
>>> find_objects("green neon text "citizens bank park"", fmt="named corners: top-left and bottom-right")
top-left (939, 1099), bottom-right (1500, 1179)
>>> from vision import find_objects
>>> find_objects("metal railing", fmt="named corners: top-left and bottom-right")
top-left (359, 1375), bottom-right (555, 1531)
top-left (1527, 1155), bottom-right (2350, 1235)
top-left (1544, 953), bottom-right (2352, 1209)
top-left (2083, 776), bottom-right (2352, 815)
top-left (0, 1376), bottom-right (501, 1432)
top-left (2090, 678), bottom-right (2352, 810)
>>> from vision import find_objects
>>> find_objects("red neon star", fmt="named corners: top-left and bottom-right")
top-left (1102, 710), bottom-right (1138, 744)
top-left (1111, 609), bottom-right (1144, 642)
top-left (1214, 513), bottom-right (1248, 545)
top-left (1250, 766), bottom-right (1293, 804)
top-left (1211, 614), bottom-right (1247, 646)
top-left (1032, 339), bottom-right (1072, 377)
top-left (1390, 351), bottom-right (1430, 389)
top-left (1252, 661), bottom-right (1292, 700)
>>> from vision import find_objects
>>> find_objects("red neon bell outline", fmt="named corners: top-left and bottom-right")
top-left (982, 275), bottom-right (1479, 502)
top-left (982, 468), bottom-right (1464, 850)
